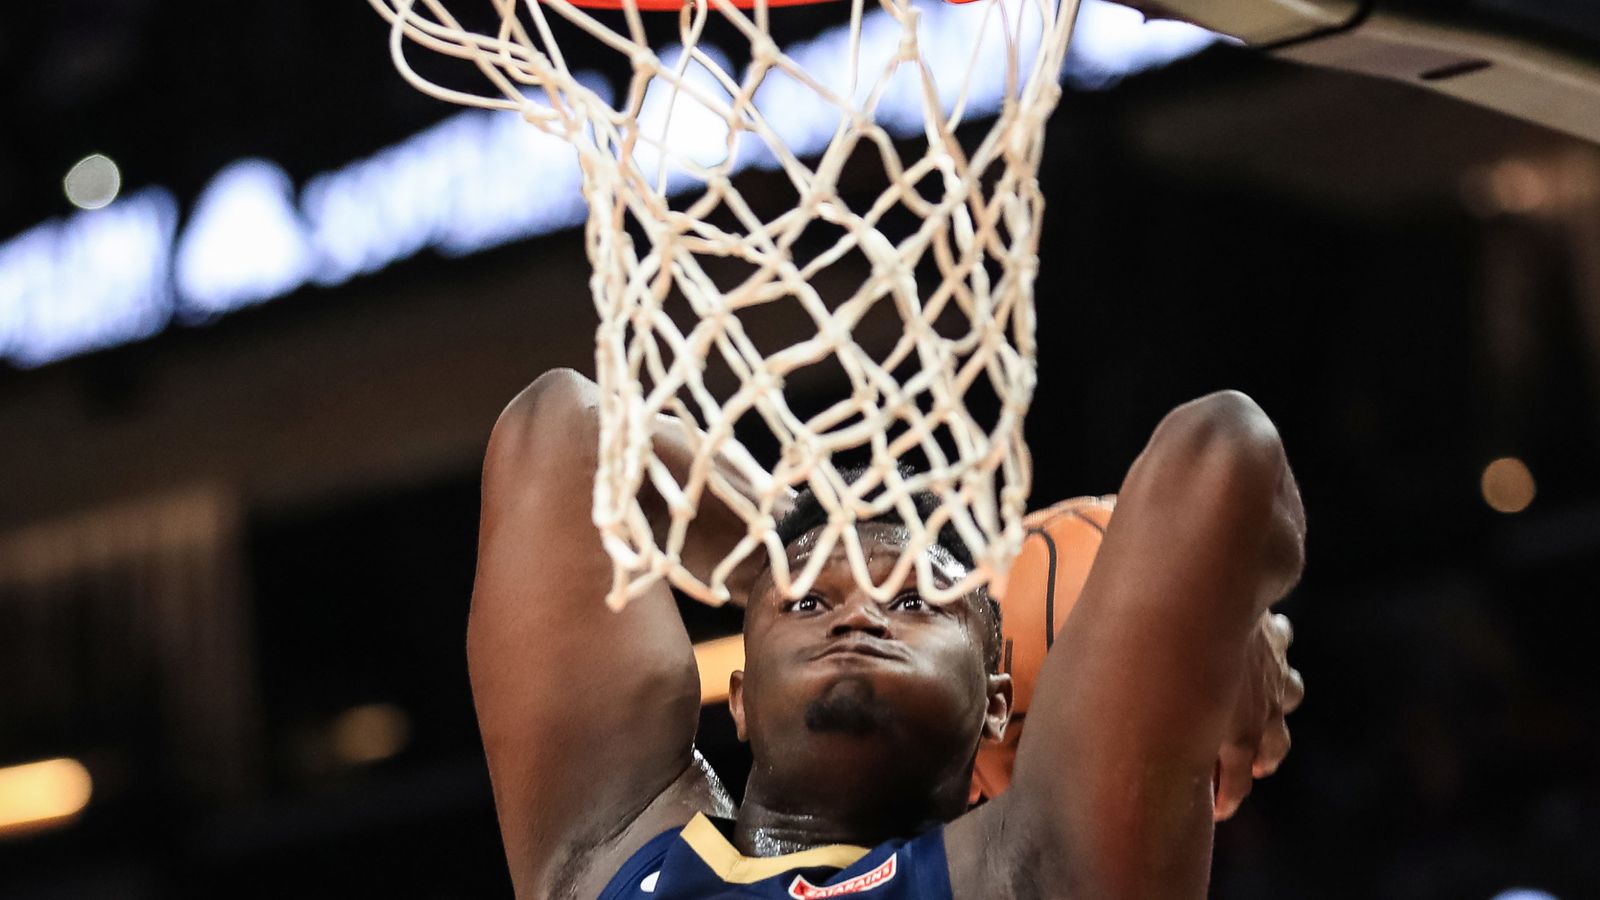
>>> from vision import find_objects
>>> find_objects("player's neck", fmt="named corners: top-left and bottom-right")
top-left (733, 757), bottom-right (967, 856)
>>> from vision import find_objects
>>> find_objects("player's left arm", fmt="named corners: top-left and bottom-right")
top-left (980, 498), bottom-right (1303, 819)
top-left (948, 391), bottom-right (1306, 898)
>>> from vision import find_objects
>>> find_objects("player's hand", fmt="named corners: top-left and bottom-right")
top-left (1213, 611), bottom-right (1303, 821)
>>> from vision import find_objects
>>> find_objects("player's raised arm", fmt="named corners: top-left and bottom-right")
top-left (955, 390), bottom-right (1305, 898)
top-left (469, 368), bottom-right (775, 899)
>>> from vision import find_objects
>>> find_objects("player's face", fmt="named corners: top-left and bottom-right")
top-left (733, 523), bottom-right (1004, 788)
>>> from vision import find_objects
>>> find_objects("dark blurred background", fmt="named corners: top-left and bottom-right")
top-left (2, 1), bottom-right (1598, 897)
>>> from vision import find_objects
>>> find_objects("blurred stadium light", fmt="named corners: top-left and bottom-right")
top-left (63, 154), bottom-right (122, 211)
top-left (694, 636), bottom-right (746, 705)
top-left (330, 703), bottom-right (413, 767)
top-left (0, 189), bottom-right (177, 367)
top-left (0, 758), bottom-right (93, 838)
top-left (1482, 456), bottom-right (1537, 514)
top-left (175, 160), bottom-right (317, 321)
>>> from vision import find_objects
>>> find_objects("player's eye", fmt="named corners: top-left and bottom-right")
top-left (890, 594), bottom-right (927, 612)
top-left (782, 595), bottom-right (824, 613)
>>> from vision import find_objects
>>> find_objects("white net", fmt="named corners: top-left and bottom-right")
top-left (369, 0), bottom-right (1083, 608)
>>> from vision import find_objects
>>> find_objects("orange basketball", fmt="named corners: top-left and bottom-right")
top-left (971, 495), bottom-right (1114, 803)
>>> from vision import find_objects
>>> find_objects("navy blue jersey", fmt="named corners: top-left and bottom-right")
top-left (598, 814), bottom-right (953, 900)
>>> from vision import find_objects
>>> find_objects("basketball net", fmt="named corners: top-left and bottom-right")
top-left (369, 0), bottom-right (1082, 608)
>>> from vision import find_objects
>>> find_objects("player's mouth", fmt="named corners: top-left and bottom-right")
top-left (811, 639), bottom-right (906, 662)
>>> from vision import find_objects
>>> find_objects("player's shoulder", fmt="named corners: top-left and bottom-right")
top-left (597, 813), bottom-right (954, 900)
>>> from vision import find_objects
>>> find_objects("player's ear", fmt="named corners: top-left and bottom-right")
top-left (983, 673), bottom-right (1012, 742)
top-left (728, 670), bottom-right (748, 742)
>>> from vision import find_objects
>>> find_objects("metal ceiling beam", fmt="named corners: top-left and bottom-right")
top-left (1151, 0), bottom-right (1600, 144)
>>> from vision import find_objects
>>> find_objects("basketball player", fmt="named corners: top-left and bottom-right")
top-left (470, 368), bottom-right (1305, 898)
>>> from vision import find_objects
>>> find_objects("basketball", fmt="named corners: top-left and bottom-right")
top-left (972, 495), bottom-right (1115, 802)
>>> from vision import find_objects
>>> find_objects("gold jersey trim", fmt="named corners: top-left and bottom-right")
top-left (679, 813), bottom-right (871, 884)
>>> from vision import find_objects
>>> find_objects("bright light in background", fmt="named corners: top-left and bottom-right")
top-left (330, 702), bottom-right (412, 766)
top-left (0, 757), bottom-right (93, 837)
top-left (743, 0), bottom-right (1217, 163)
top-left (301, 74), bottom-right (604, 283)
top-left (636, 46), bottom-right (740, 187)
top-left (694, 635), bottom-right (746, 704)
top-left (1066, 0), bottom-right (1222, 89)
top-left (302, 116), bottom-right (487, 287)
top-left (1486, 160), bottom-right (1554, 213)
top-left (63, 154), bottom-right (122, 210)
top-left (1482, 456), bottom-right (1537, 514)
top-left (0, 189), bottom-right (178, 367)
top-left (176, 159), bottom-right (316, 321)
top-left (1491, 890), bottom-right (1560, 900)
top-left (0, 0), bottom-right (1219, 368)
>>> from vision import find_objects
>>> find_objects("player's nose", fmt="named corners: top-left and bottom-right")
top-left (829, 594), bottom-right (890, 638)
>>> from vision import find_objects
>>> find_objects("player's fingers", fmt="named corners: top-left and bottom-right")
top-left (1214, 742), bottom-right (1256, 821)
top-left (1273, 612), bottom-right (1293, 646)
top-left (1267, 612), bottom-right (1293, 655)
top-left (1283, 667), bottom-right (1305, 714)
top-left (1252, 718), bottom-right (1292, 778)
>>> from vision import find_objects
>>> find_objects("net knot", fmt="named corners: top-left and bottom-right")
top-left (749, 369), bottom-right (782, 396)
top-left (630, 47), bottom-right (660, 74)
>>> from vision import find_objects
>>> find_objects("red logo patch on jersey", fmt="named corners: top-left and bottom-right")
top-left (787, 854), bottom-right (898, 899)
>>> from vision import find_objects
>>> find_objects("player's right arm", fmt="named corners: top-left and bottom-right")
top-left (948, 390), bottom-right (1305, 898)
top-left (470, 369), bottom-right (765, 899)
